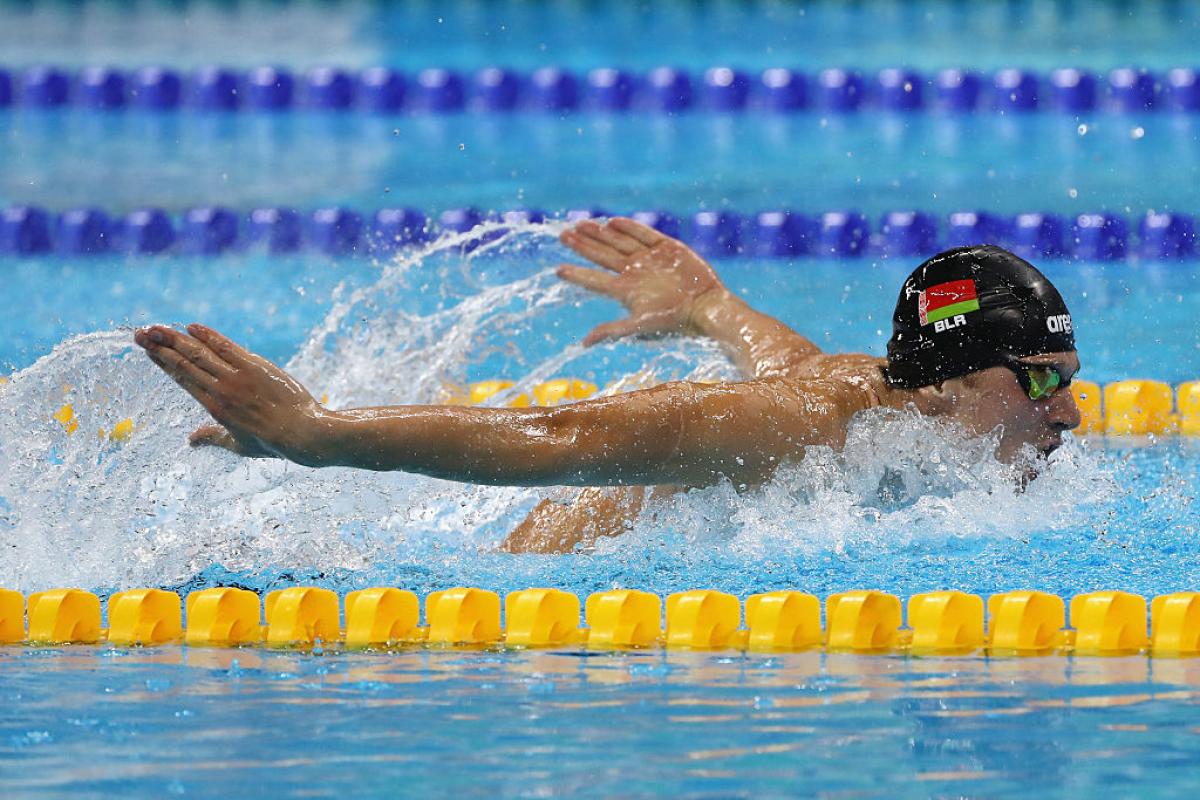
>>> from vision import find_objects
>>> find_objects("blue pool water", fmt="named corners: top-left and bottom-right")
top-left (0, 227), bottom-right (1196, 604)
top-left (3, 247), bottom-right (1200, 384)
top-left (3, 1), bottom-right (1200, 797)
top-left (3, 0), bottom-right (1199, 72)
top-left (5, 113), bottom-right (1198, 216)
top-left (5, 647), bottom-right (1200, 798)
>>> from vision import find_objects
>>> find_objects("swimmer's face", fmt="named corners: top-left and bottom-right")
top-left (938, 351), bottom-right (1082, 463)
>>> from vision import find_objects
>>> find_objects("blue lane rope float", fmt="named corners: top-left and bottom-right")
top-left (0, 205), bottom-right (1195, 261)
top-left (1, 65), bottom-right (1198, 114)
top-left (3, 586), bottom-right (1200, 657)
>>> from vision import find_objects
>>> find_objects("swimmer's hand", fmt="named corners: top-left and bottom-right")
top-left (559, 217), bottom-right (822, 378)
top-left (134, 323), bottom-right (327, 464)
top-left (187, 423), bottom-right (271, 458)
top-left (558, 217), bottom-right (725, 346)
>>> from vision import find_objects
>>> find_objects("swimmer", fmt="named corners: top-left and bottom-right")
top-left (134, 218), bottom-right (1081, 553)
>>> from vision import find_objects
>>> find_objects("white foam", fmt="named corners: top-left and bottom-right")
top-left (0, 224), bottom-right (1120, 592)
top-left (588, 407), bottom-right (1118, 561)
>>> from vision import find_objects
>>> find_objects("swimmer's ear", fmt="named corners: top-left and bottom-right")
top-left (920, 381), bottom-right (957, 413)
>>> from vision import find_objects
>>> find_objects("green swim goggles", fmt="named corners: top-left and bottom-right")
top-left (1003, 358), bottom-right (1067, 401)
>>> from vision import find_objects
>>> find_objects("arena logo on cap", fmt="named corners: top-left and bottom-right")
top-left (1046, 314), bottom-right (1073, 334)
top-left (918, 279), bottom-right (980, 331)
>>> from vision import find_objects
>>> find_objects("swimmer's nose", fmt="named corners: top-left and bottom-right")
top-left (1049, 386), bottom-right (1083, 431)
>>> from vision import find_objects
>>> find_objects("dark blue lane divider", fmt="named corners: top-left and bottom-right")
top-left (0, 206), bottom-right (1195, 261)
top-left (1, 65), bottom-right (1198, 113)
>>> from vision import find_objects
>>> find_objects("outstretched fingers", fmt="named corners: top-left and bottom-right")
top-left (556, 263), bottom-right (622, 297)
top-left (171, 329), bottom-right (236, 378)
top-left (583, 319), bottom-right (637, 347)
top-left (135, 325), bottom-right (231, 376)
top-left (608, 217), bottom-right (667, 247)
top-left (185, 323), bottom-right (255, 370)
top-left (140, 339), bottom-right (217, 406)
top-left (582, 318), bottom-right (645, 346)
top-left (582, 220), bottom-right (643, 255)
top-left (560, 226), bottom-right (627, 272)
top-left (583, 309), bottom-right (682, 346)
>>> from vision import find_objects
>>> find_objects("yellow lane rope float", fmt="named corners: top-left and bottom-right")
top-left (2, 586), bottom-right (1198, 657)
top-left (1071, 379), bottom-right (1200, 435)
top-left (442, 378), bottom-right (599, 408)
top-left (52, 403), bottom-right (79, 435)
top-left (367, 376), bottom-right (1200, 436)
top-left (30, 378), bottom-right (1200, 442)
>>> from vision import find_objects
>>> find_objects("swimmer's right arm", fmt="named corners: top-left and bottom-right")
top-left (135, 324), bottom-right (869, 486)
top-left (561, 218), bottom-right (821, 378)
top-left (296, 378), bottom-right (865, 485)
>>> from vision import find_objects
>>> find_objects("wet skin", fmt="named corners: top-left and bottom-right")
top-left (134, 320), bottom-right (880, 487)
top-left (553, 218), bottom-right (1081, 462)
top-left (134, 218), bottom-right (1081, 549)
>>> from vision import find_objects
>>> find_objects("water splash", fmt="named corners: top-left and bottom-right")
top-left (606, 407), bottom-right (1119, 560)
top-left (0, 224), bottom-right (1123, 594)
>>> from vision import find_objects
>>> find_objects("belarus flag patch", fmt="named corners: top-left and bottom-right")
top-left (919, 279), bottom-right (980, 326)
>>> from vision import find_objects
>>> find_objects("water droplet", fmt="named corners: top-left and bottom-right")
top-left (1131, 126), bottom-right (1145, 139)
top-left (1068, 188), bottom-right (1078, 199)
top-left (1077, 123), bottom-right (1088, 135)
top-left (459, 143), bottom-right (466, 151)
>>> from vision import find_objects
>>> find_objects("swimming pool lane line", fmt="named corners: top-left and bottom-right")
top-left (448, 377), bottom-right (1193, 438)
top-left (1, 206), bottom-right (1195, 260)
top-left (30, 378), bottom-right (1200, 441)
top-left (2, 586), bottom-right (1198, 657)
top-left (3, 65), bottom-right (1198, 114)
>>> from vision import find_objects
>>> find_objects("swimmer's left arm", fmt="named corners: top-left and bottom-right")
top-left (560, 218), bottom-right (821, 378)
top-left (135, 324), bottom-right (871, 486)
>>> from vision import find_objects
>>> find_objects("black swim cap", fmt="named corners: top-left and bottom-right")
top-left (885, 245), bottom-right (1075, 389)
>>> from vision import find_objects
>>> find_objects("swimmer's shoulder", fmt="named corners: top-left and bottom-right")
top-left (770, 353), bottom-right (894, 409)
top-left (746, 366), bottom-right (882, 417)
top-left (697, 352), bottom-right (908, 416)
